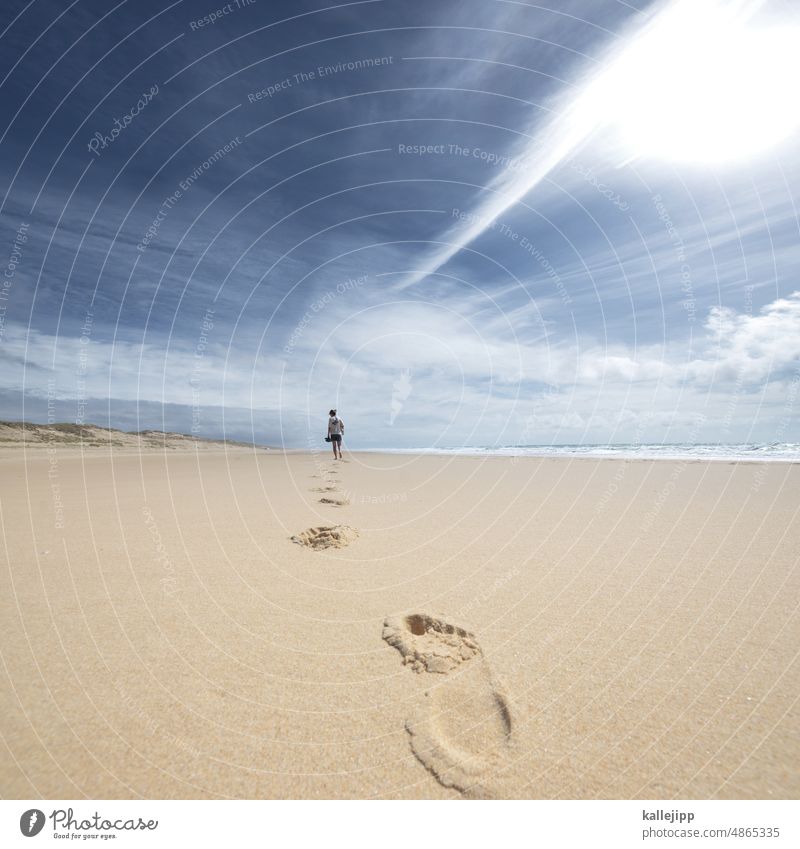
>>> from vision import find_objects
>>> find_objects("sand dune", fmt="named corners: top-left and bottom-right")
top-left (0, 420), bottom-right (268, 453)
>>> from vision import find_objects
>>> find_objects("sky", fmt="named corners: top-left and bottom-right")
top-left (1, 0), bottom-right (799, 448)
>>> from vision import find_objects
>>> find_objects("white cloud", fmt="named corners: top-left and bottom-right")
top-left (690, 293), bottom-right (800, 384)
top-left (2, 291), bottom-right (798, 445)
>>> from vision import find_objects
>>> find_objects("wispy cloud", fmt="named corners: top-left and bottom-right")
top-left (398, 0), bottom-right (789, 291)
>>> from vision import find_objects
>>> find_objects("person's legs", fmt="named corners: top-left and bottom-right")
top-left (331, 437), bottom-right (338, 458)
top-left (334, 435), bottom-right (343, 459)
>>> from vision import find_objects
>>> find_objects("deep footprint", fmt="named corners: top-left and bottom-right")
top-left (383, 613), bottom-right (481, 673)
top-left (383, 613), bottom-right (514, 797)
top-left (291, 525), bottom-right (358, 550)
top-left (319, 497), bottom-right (349, 506)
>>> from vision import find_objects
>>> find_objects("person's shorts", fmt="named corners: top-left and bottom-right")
top-left (330, 434), bottom-right (342, 442)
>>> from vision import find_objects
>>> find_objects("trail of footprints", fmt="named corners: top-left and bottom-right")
top-left (383, 613), bottom-right (515, 798)
top-left (290, 462), bottom-right (356, 551)
top-left (293, 467), bottom-right (512, 796)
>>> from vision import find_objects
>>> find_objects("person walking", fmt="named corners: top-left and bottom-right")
top-left (327, 409), bottom-right (344, 459)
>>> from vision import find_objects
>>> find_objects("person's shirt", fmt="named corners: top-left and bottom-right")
top-left (328, 415), bottom-right (343, 435)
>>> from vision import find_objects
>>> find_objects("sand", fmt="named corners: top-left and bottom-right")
top-left (1, 446), bottom-right (798, 799)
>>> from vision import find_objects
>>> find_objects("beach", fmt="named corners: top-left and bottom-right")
top-left (1, 446), bottom-right (798, 799)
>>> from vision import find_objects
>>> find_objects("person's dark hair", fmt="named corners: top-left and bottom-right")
top-left (329, 409), bottom-right (336, 416)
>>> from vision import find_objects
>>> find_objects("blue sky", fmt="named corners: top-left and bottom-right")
top-left (1, 0), bottom-right (799, 447)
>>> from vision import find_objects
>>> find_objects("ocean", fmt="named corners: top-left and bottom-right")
top-left (363, 443), bottom-right (800, 462)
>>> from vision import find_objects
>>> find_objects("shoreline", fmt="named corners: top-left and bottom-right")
top-left (2, 443), bottom-right (798, 465)
top-left (351, 450), bottom-right (800, 464)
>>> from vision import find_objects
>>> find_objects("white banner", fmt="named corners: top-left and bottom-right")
top-left (2, 800), bottom-right (797, 849)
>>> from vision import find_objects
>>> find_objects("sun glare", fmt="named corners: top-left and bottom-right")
top-left (591, 0), bottom-right (800, 163)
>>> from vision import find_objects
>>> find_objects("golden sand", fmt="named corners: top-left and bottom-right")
top-left (1, 447), bottom-right (798, 798)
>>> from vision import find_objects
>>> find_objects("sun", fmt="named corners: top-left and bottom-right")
top-left (591, 0), bottom-right (800, 164)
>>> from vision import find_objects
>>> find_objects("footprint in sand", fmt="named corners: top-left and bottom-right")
top-left (319, 496), bottom-right (349, 507)
top-left (311, 485), bottom-right (339, 493)
top-left (291, 525), bottom-right (358, 550)
top-left (383, 613), bottom-right (514, 797)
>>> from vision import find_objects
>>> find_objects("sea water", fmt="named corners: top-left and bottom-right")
top-left (364, 443), bottom-right (800, 462)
